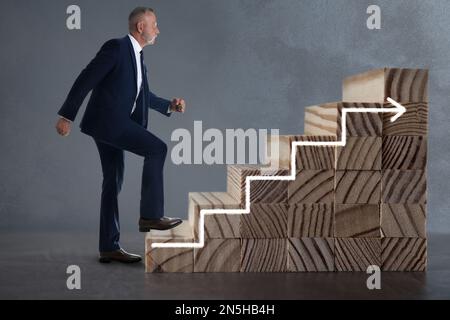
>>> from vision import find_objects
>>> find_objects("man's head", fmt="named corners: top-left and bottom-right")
top-left (128, 7), bottom-right (160, 48)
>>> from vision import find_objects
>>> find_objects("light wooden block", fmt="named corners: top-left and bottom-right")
top-left (266, 135), bottom-right (291, 169)
top-left (188, 192), bottom-right (241, 240)
top-left (335, 238), bottom-right (381, 272)
top-left (335, 204), bottom-right (381, 238)
top-left (145, 221), bottom-right (194, 273)
top-left (227, 165), bottom-right (288, 204)
top-left (382, 238), bottom-right (427, 271)
top-left (337, 102), bottom-right (383, 137)
top-left (383, 102), bottom-right (428, 136)
top-left (382, 170), bottom-right (427, 204)
top-left (304, 102), bottom-right (339, 136)
top-left (381, 204), bottom-right (426, 238)
top-left (343, 68), bottom-right (428, 103)
top-left (288, 170), bottom-right (335, 204)
top-left (382, 136), bottom-right (427, 170)
top-left (241, 239), bottom-right (287, 272)
top-left (241, 204), bottom-right (288, 238)
top-left (194, 239), bottom-right (241, 272)
top-left (335, 171), bottom-right (381, 204)
top-left (288, 238), bottom-right (334, 272)
top-left (288, 204), bottom-right (333, 237)
top-left (336, 137), bottom-right (382, 170)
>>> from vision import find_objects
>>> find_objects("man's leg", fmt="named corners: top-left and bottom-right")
top-left (93, 139), bottom-right (124, 252)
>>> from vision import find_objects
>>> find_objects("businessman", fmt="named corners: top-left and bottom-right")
top-left (55, 7), bottom-right (184, 263)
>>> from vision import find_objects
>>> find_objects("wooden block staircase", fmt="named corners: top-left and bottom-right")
top-left (145, 68), bottom-right (429, 273)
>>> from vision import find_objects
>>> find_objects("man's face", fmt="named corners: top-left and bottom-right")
top-left (141, 12), bottom-right (160, 46)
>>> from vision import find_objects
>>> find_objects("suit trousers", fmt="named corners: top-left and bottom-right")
top-left (94, 121), bottom-right (167, 252)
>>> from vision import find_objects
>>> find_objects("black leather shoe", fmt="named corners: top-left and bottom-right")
top-left (99, 248), bottom-right (142, 263)
top-left (139, 217), bottom-right (183, 232)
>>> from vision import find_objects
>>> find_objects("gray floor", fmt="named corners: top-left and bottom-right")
top-left (0, 231), bottom-right (449, 300)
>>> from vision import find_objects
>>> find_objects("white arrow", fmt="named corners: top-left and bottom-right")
top-left (152, 98), bottom-right (407, 248)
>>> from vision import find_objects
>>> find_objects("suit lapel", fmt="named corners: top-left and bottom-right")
top-left (125, 35), bottom-right (138, 97)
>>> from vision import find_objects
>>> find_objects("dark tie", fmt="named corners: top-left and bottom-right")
top-left (131, 50), bottom-right (146, 125)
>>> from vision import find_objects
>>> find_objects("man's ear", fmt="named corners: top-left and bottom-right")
top-left (137, 21), bottom-right (144, 33)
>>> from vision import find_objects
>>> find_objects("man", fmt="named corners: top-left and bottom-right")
top-left (55, 7), bottom-right (185, 264)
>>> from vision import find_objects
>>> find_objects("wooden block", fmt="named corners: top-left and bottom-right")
top-left (335, 204), bottom-right (381, 238)
top-left (194, 239), bottom-right (241, 272)
top-left (227, 165), bottom-right (289, 204)
top-left (145, 221), bottom-right (194, 273)
top-left (266, 135), bottom-right (291, 168)
top-left (188, 192), bottom-right (241, 240)
top-left (382, 170), bottom-right (426, 204)
top-left (335, 171), bottom-right (381, 204)
top-left (241, 204), bottom-right (288, 238)
top-left (383, 102), bottom-right (428, 136)
top-left (293, 136), bottom-right (336, 170)
top-left (336, 137), bottom-right (382, 170)
top-left (304, 102), bottom-right (339, 136)
top-left (343, 68), bottom-right (428, 103)
top-left (288, 204), bottom-right (333, 237)
top-left (382, 238), bottom-right (427, 271)
top-left (288, 238), bottom-right (334, 272)
top-left (335, 238), bottom-right (381, 272)
top-left (381, 204), bottom-right (426, 238)
top-left (241, 239), bottom-right (287, 272)
top-left (382, 136), bottom-right (427, 170)
top-left (288, 170), bottom-right (334, 204)
top-left (337, 103), bottom-right (383, 137)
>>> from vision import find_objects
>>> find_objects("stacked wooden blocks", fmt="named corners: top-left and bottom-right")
top-left (145, 68), bottom-right (428, 273)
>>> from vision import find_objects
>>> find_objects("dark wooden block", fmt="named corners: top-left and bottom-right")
top-left (194, 239), bottom-right (241, 272)
top-left (334, 204), bottom-right (381, 238)
top-left (288, 170), bottom-right (335, 204)
top-left (288, 204), bottom-right (333, 237)
top-left (383, 102), bottom-right (428, 136)
top-left (337, 103), bottom-right (383, 137)
top-left (381, 204), bottom-right (426, 238)
top-left (288, 238), bottom-right (334, 272)
top-left (241, 239), bottom-right (287, 272)
top-left (335, 238), bottom-right (381, 272)
top-left (382, 136), bottom-right (427, 170)
top-left (241, 204), bottom-right (288, 238)
top-left (382, 238), bottom-right (427, 271)
top-left (293, 135), bottom-right (336, 170)
top-left (382, 170), bottom-right (427, 204)
top-left (335, 171), bottom-right (381, 204)
top-left (336, 137), bottom-right (382, 170)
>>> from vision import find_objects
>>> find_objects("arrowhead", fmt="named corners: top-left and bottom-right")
top-left (386, 97), bottom-right (406, 122)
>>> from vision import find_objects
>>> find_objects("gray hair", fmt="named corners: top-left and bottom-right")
top-left (128, 7), bottom-right (154, 32)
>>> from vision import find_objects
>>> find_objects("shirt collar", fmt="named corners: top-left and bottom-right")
top-left (128, 34), bottom-right (142, 55)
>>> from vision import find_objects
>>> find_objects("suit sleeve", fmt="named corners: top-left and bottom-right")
top-left (148, 89), bottom-right (172, 117)
top-left (57, 40), bottom-right (120, 121)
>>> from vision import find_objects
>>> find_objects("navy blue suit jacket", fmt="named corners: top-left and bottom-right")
top-left (58, 35), bottom-right (171, 142)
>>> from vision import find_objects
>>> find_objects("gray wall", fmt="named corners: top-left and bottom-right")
top-left (0, 0), bottom-right (448, 233)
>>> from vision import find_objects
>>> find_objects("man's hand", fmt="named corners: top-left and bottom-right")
top-left (170, 98), bottom-right (186, 113)
top-left (56, 117), bottom-right (71, 137)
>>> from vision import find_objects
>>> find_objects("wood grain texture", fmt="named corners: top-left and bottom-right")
top-left (194, 239), bottom-right (241, 272)
top-left (288, 238), bottom-right (335, 272)
top-left (304, 102), bottom-right (339, 136)
top-left (335, 238), bottom-right (381, 272)
top-left (241, 239), bottom-right (287, 272)
top-left (382, 136), bottom-right (427, 170)
top-left (382, 170), bottom-right (427, 204)
top-left (334, 204), bottom-right (381, 238)
top-left (336, 137), bottom-right (382, 170)
top-left (288, 204), bottom-right (333, 237)
top-left (293, 136), bottom-right (336, 169)
top-left (241, 204), bottom-right (288, 238)
top-left (343, 68), bottom-right (428, 103)
top-left (334, 171), bottom-right (381, 204)
top-left (381, 204), bottom-right (426, 238)
top-left (383, 102), bottom-right (428, 136)
top-left (266, 135), bottom-right (291, 168)
top-left (188, 192), bottom-right (241, 240)
top-left (145, 221), bottom-right (194, 273)
top-left (288, 170), bottom-right (335, 204)
top-left (337, 103), bottom-right (383, 137)
top-left (382, 238), bottom-right (427, 271)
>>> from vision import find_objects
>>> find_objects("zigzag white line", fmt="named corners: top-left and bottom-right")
top-left (151, 97), bottom-right (405, 248)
